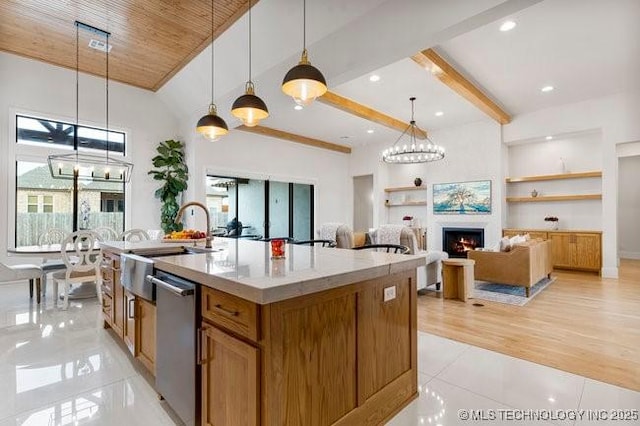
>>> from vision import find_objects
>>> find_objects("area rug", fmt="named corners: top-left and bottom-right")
top-left (472, 276), bottom-right (556, 306)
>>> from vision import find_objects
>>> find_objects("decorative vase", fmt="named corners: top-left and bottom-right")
top-left (531, 189), bottom-right (538, 198)
top-left (548, 221), bottom-right (559, 230)
top-left (414, 177), bottom-right (422, 187)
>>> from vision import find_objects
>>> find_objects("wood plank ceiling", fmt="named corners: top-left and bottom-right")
top-left (0, 0), bottom-right (252, 91)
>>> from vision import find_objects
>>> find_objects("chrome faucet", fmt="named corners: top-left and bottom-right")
top-left (175, 201), bottom-right (212, 248)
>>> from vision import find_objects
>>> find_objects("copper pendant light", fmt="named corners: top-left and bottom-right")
top-left (282, 0), bottom-right (327, 107)
top-left (196, 0), bottom-right (228, 140)
top-left (231, 0), bottom-right (268, 127)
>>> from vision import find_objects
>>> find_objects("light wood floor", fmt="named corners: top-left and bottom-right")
top-left (417, 259), bottom-right (640, 391)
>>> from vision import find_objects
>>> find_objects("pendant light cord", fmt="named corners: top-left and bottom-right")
top-left (75, 24), bottom-right (79, 164)
top-left (303, 0), bottom-right (306, 50)
top-left (106, 32), bottom-right (110, 162)
top-left (248, 0), bottom-right (252, 82)
top-left (211, 0), bottom-right (215, 105)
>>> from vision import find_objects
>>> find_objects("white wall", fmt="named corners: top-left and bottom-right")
top-left (503, 90), bottom-right (640, 277)
top-left (618, 154), bottom-right (640, 259)
top-left (506, 131), bottom-right (603, 230)
top-left (350, 119), bottom-right (504, 251)
top-left (0, 52), bottom-right (179, 263)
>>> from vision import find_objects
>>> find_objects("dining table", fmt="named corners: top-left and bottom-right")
top-left (8, 242), bottom-right (103, 300)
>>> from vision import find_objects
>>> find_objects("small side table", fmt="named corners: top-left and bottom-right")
top-left (442, 258), bottom-right (475, 302)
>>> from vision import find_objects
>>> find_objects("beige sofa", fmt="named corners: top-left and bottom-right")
top-left (467, 239), bottom-right (553, 297)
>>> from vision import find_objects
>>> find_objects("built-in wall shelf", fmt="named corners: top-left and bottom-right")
top-left (505, 171), bottom-right (602, 183)
top-left (384, 201), bottom-right (428, 207)
top-left (506, 194), bottom-right (602, 203)
top-left (384, 186), bottom-right (426, 192)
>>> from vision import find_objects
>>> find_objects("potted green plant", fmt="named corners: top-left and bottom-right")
top-left (148, 139), bottom-right (189, 234)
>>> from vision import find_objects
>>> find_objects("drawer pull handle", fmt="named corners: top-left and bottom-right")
top-left (128, 299), bottom-right (136, 319)
top-left (214, 304), bottom-right (239, 317)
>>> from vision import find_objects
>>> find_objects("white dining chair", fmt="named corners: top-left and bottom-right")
top-left (119, 228), bottom-right (150, 242)
top-left (0, 262), bottom-right (44, 304)
top-left (92, 227), bottom-right (118, 241)
top-left (51, 230), bottom-right (103, 310)
top-left (38, 228), bottom-right (69, 298)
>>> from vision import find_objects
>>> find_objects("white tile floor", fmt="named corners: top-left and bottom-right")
top-left (1, 281), bottom-right (639, 425)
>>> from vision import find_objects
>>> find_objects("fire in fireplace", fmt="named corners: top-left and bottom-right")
top-left (442, 227), bottom-right (484, 258)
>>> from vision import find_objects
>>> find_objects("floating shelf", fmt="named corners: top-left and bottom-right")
top-left (384, 201), bottom-right (427, 207)
top-left (384, 186), bottom-right (426, 193)
top-left (506, 194), bottom-right (602, 203)
top-left (505, 171), bottom-right (602, 183)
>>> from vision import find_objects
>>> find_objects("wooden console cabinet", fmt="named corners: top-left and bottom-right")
top-left (503, 229), bottom-right (602, 273)
top-left (198, 269), bottom-right (417, 426)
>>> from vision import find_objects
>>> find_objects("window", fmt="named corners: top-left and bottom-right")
top-left (27, 195), bottom-right (38, 213)
top-left (16, 115), bottom-right (125, 154)
top-left (15, 114), bottom-right (127, 247)
top-left (100, 192), bottom-right (124, 212)
top-left (43, 195), bottom-right (53, 213)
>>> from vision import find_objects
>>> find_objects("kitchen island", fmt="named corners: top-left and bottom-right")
top-left (100, 238), bottom-right (423, 426)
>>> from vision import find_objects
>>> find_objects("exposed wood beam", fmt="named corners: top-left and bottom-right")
top-left (411, 48), bottom-right (512, 125)
top-left (235, 125), bottom-right (351, 154)
top-left (318, 91), bottom-right (428, 139)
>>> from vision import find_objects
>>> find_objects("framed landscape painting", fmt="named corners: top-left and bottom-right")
top-left (433, 180), bottom-right (492, 215)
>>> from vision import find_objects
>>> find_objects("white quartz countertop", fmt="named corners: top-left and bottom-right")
top-left (103, 238), bottom-right (424, 304)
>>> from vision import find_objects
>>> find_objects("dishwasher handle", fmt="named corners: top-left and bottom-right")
top-left (146, 275), bottom-right (194, 297)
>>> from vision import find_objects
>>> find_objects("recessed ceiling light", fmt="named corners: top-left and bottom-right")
top-left (545, 136), bottom-right (553, 140)
top-left (499, 21), bottom-right (516, 32)
top-left (541, 85), bottom-right (554, 92)
top-left (435, 111), bottom-right (444, 117)
top-left (294, 105), bottom-right (303, 110)
top-left (339, 136), bottom-right (350, 139)
top-left (369, 75), bottom-right (380, 82)
top-left (367, 129), bottom-right (374, 134)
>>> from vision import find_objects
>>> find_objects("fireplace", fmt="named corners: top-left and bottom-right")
top-left (442, 227), bottom-right (484, 258)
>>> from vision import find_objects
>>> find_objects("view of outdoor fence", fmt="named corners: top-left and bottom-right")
top-left (16, 212), bottom-right (124, 247)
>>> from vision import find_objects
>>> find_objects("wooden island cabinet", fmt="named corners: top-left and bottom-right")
top-left (101, 250), bottom-right (156, 375)
top-left (197, 269), bottom-right (417, 426)
top-left (100, 239), bottom-right (423, 426)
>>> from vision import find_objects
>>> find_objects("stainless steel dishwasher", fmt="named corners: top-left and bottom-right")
top-left (146, 270), bottom-right (198, 426)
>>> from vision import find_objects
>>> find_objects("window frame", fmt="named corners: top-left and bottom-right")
top-left (9, 110), bottom-right (131, 249)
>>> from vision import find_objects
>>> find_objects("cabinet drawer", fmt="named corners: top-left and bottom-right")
top-left (102, 292), bottom-right (113, 319)
top-left (202, 287), bottom-right (259, 341)
top-left (102, 278), bottom-right (113, 294)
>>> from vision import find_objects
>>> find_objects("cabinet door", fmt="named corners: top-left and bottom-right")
top-left (112, 276), bottom-right (124, 338)
top-left (201, 324), bottom-right (259, 426)
top-left (549, 233), bottom-right (572, 268)
top-left (572, 233), bottom-right (601, 271)
top-left (123, 290), bottom-right (136, 355)
top-left (136, 298), bottom-right (156, 375)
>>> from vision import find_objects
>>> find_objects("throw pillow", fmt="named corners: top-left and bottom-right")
top-left (499, 236), bottom-right (511, 252)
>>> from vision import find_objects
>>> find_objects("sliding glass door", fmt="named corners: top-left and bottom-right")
top-left (207, 175), bottom-right (313, 240)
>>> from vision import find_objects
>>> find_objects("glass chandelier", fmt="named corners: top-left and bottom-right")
top-left (382, 97), bottom-right (445, 164)
top-left (48, 21), bottom-right (133, 183)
